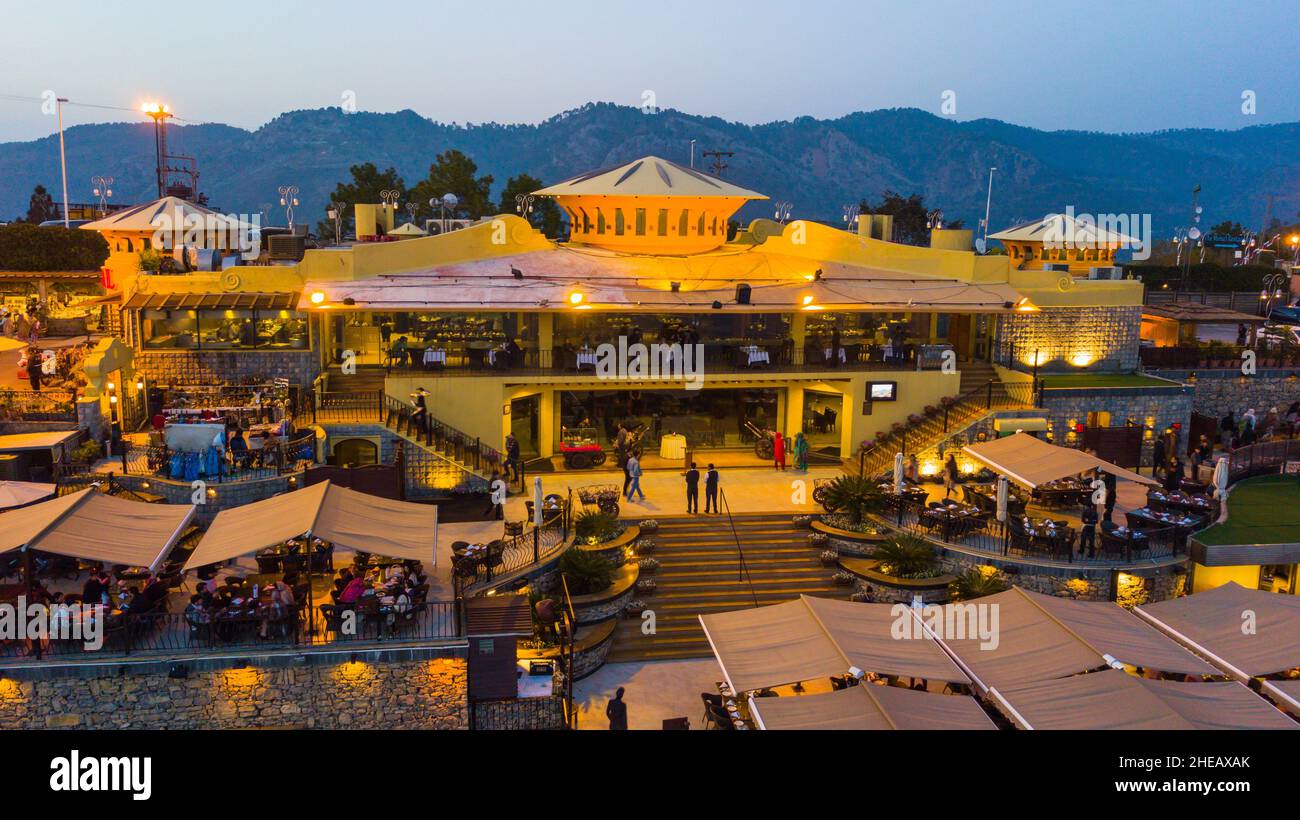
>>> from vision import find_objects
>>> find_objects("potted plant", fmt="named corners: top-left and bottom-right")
top-left (940, 396), bottom-right (957, 408)
top-left (832, 571), bottom-right (856, 587)
top-left (635, 538), bottom-right (656, 555)
top-left (874, 431), bottom-right (888, 443)
top-left (639, 519), bottom-right (659, 533)
top-left (891, 422), bottom-right (905, 435)
top-left (819, 549), bottom-right (840, 567)
top-left (624, 599), bottom-right (648, 617)
top-left (908, 413), bottom-right (925, 425)
top-left (638, 557), bottom-right (661, 574)
top-left (636, 578), bottom-right (657, 595)
top-left (557, 548), bottom-right (615, 595)
top-left (924, 405), bottom-right (939, 417)
top-left (874, 535), bottom-right (941, 579)
top-left (808, 532), bottom-right (829, 548)
top-left (792, 514), bottom-right (813, 528)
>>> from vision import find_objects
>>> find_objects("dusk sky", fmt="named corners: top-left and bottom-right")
top-left (1, 0), bottom-right (1297, 142)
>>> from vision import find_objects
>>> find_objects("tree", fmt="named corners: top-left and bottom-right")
top-left (949, 567), bottom-right (1008, 601)
top-left (1208, 220), bottom-right (1247, 238)
top-left (873, 535), bottom-right (938, 578)
top-left (315, 163), bottom-right (407, 240)
top-left (858, 190), bottom-right (964, 247)
top-left (409, 150), bottom-right (494, 222)
top-left (25, 185), bottom-right (60, 224)
top-left (497, 174), bottom-right (562, 237)
top-left (821, 475), bottom-right (887, 526)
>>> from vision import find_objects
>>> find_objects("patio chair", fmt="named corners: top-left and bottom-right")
top-left (700, 692), bottom-right (724, 726)
top-left (706, 704), bottom-right (735, 730)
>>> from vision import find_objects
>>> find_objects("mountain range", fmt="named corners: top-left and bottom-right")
top-left (2, 102), bottom-right (1298, 238)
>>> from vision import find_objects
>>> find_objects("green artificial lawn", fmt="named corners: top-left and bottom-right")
top-left (1039, 374), bottom-right (1174, 389)
top-left (1197, 475), bottom-right (1300, 546)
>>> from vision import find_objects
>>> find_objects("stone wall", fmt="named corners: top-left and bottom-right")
top-left (0, 658), bottom-right (467, 730)
top-left (935, 548), bottom-right (1188, 604)
top-left (134, 350), bottom-right (319, 388)
top-left (1040, 384), bottom-right (1194, 467)
top-left (994, 306), bottom-right (1142, 373)
top-left (111, 470), bottom-right (300, 525)
top-left (1148, 370), bottom-right (1300, 428)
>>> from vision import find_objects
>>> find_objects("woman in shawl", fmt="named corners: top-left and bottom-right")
top-left (793, 431), bottom-right (809, 471)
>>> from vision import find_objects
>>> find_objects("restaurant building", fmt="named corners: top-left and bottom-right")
top-left (87, 156), bottom-right (1155, 471)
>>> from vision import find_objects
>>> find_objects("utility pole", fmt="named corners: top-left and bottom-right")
top-left (980, 167), bottom-right (997, 253)
top-left (689, 139), bottom-right (696, 169)
top-left (56, 97), bottom-right (69, 227)
top-left (702, 150), bottom-right (734, 177)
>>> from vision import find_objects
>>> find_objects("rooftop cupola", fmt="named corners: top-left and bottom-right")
top-left (533, 156), bottom-right (767, 255)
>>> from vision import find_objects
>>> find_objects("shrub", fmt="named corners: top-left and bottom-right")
top-left (70, 439), bottom-right (103, 464)
top-left (574, 510), bottom-right (620, 544)
top-left (874, 535), bottom-right (939, 578)
top-left (0, 224), bottom-right (109, 271)
top-left (949, 568), bottom-right (1008, 601)
top-left (820, 475), bottom-right (887, 525)
top-left (557, 548), bottom-right (615, 595)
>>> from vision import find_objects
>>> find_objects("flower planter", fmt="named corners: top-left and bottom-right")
top-left (636, 579), bottom-right (657, 596)
top-left (808, 532), bottom-right (829, 548)
top-left (639, 520), bottom-right (659, 533)
top-left (793, 514), bottom-right (813, 529)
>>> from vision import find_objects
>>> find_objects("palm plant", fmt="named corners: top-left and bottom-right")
top-left (949, 568), bottom-right (1008, 601)
top-left (821, 475), bottom-right (887, 525)
top-left (874, 535), bottom-right (938, 577)
top-left (557, 548), bottom-right (615, 595)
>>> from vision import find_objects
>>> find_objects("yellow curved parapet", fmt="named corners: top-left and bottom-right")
top-left (81, 336), bottom-right (134, 400)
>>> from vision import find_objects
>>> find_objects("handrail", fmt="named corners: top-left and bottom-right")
top-left (718, 488), bottom-right (759, 608)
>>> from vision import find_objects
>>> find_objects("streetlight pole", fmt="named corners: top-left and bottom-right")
top-left (327, 201), bottom-right (347, 246)
top-left (842, 204), bottom-right (860, 233)
top-left (980, 167), bottom-right (997, 252)
top-left (278, 185), bottom-right (300, 230)
top-left (515, 194), bottom-right (535, 223)
top-left (774, 201), bottom-right (793, 225)
top-left (56, 97), bottom-right (69, 228)
top-left (141, 102), bottom-right (173, 199)
top-left (91, 175), bottom-right (113, 217)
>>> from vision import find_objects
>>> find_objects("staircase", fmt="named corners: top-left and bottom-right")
top-left (859, 365), bottom-right (1030, 477)
top-left (606, 513), bottom-right (851, 664)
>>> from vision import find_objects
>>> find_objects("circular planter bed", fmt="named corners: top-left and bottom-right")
top-left (579, 525), bottom-right (641, 566)
top-left (838, 557), bottom-right (956, 605)
top-left (811, 519), bottom-right (889, 557)
top-left (569, 563), bottom-right (641, 625)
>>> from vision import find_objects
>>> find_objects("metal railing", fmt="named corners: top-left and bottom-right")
top-left (119, 430), bottom-right (316, 483)
top-left (383, 394), bottom-right (500, 474)
top-left (1225, 438), bottom-right (1300, 483)
top-left (1140, 343), bottom-right (1300, 370)
top-left (307, 389), bottom-right (385, 424)
top-left (0, 601), bottom-right (461, 663)
top-left (454, 498), bottom-right (572, 597)
top-left (876, 499), bottom-right (1184, 566)
top-left (0, 389), bottom-right (77, 422)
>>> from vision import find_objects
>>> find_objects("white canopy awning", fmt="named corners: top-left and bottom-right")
top-left (185, 481), bottom-right (438, 570)
top-left (963, 432), bottom-right (1156, 490)
top-left (0, 489), bottom-right (194, 570)
top-left (750, 682), bottom-right (997, 731)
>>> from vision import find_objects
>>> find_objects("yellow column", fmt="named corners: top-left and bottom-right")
top-left (538, 313), bottom-right (554, 368)
top-left (790, 313), bottom-right (806, 365)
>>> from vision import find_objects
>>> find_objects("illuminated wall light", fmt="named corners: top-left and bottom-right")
top-left (568, 291), bottom-right (585, 306)
top-left (309, 291), bottom-right (326, 305)
top-left (0, 678), bottom-right (23, 701)
top-left (220, 667), bottom-right (262, 690)
top-left (920, 460), bottom-right (941, 477)
top-left (1069, 352), bottom-right (1094, 367)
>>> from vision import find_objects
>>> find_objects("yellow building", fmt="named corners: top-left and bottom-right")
top-left (103, 155), bottom-right (1146, 469)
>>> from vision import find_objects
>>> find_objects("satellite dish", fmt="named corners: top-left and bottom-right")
top-left (1188, 227), bottom-right (1202, 240)
top-left (975, 238), bottom-right (987, 254)
top-left (441, 193), bottom-right (459, 208)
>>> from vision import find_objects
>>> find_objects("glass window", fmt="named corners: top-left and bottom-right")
top-left (140, 309), bottom-right (198, 349)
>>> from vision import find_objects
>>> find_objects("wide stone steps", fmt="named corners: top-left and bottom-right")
top-left (604, 513), bottom-right (850, 663)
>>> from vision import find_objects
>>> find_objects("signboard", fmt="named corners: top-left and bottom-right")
top-left (868, 381), bottom-right (898, 402)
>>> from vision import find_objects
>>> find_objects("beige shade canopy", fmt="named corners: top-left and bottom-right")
top-left (750, 682), bottom-right (997, 731)
top-left (699, 596), bottom-right (970, 695)
top-left (0, 489), bottom-right (194, 570)
top-left (0, 481), bottom-right (56, 510)
top-left (962, 432), bottom-right (1157, 490)
top-left (1136, 582), bottom-right (1300, 678)
top-left (995, 670), bottom-right (1297, 730)
top-left (185, 481), bottom-right (437, 571)
top-left (1261, 680), bottom-right (1300, 716)
top-left (1024, 589), bottom-right (1219, 677)
top-left (533, 156), bottom-right (767, 200)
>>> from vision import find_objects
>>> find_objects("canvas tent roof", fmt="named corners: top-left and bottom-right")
top-left (0, 489), bottom-right (194, 570)
top-left (962, 432), bottom-right (1157, 490)
top-left (989, 213), bottom-right (1140, 247)
top-left (1136, 582), bottom-right (1300, 678)
top-left (79, 196), bottom-right (251, 233)
top-left (185, 481), bottom-right (437, 570)
top-left (994, 670), bottom-right (1297, 730)
top-left (750, 681), bottom-right (997, 731)
top-left (699, 596), bottom-right (971, 696)
top-left (1261, 679), bottom-right (1300, 716)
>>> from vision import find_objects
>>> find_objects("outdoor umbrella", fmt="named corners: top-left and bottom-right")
top-left (1212, 457), bottom-right (1229, 500)
top-left (894, 452), bottom-right (905, 495)
top-left (0, 337), bottom-right (27, 353)
top-left (533, 476), bottom-right (544, 527)
top-left (995, 475), bottom-right (1009, 522)
top-left (0, 480), bottom-right (56, 510)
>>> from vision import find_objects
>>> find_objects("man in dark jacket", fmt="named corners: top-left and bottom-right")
top-left (1079, 503), bottom-right (1099, 559)
top-left (704, 464), bottom-right (720, 514)
top-left (605, 687), bottom-right (628, 730)
top-left (1152, 437), bottom-right (1166, 480)
top-left (683, 462), bottom-right (700, 514)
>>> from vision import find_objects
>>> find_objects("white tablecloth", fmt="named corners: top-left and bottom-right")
top-left (742, 346), bottom-right (770, 366)
top-left (576, 349), bottom-right (598, 368)
top-left (824, 348), bottom-right (848, 363)
top-left (423, 348), bottom-right (446, 365)
top-left (659, 433), bottom-right (687, 460)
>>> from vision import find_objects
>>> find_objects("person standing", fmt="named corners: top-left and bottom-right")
top-left (26, 346), bottom-right (41, 392)
top-left (615, 424), bottom-right (632, 496)
top-left (625, 450), bottom-right (645, 502)
top-left (605, 687), bottom-right (628, 730)
top-left (410, 388), bottom-right (429, 439)
top-left (773, 431), bottom-right (786, 471)
top-left (1079, 502), bottom-right (1099, 559)
top-left (683, 462), bottom-right (700, 514)
top-left (944, 453), bottom-right (959, 499)
top-left (1151, 436), bottom-right (1166, 480)
top-left (1101, 470), bottom-right (1117, 523)
top-left (505, 432), bottom-right (522, 485)
top-left (704, 463), bottom-right (720, 514)
top-left (1164, 457), bottom-right (1184, 493)
top-left (793, 432), bottom-right (809, 472)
